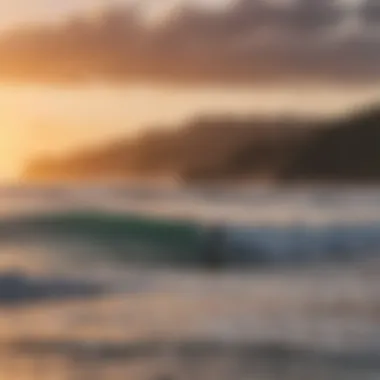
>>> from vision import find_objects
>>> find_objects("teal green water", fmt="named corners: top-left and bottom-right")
top-left (2, 212), bottom-right (206, 266)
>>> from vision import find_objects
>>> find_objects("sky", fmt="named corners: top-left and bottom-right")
top-left (0, 0), bottom-right (378, 179)
top-left (0, 0), bottom-right (230, 29)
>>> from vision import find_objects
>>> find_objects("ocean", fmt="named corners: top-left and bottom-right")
top-left (0, 184), bottom-right (379, 379)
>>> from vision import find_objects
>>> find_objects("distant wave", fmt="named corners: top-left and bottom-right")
top-left (0, 212), bottom-right (205, 267)
top-left (0, 271), bottom-right (104, 306)
top-left (0, 210), bottom-right (379, 268)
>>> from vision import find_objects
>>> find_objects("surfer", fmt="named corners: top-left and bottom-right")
top-left (203, 224), bottom-right (227, 270)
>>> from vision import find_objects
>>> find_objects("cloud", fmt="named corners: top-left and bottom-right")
top-left (0, 0), bottom-right (378, 85)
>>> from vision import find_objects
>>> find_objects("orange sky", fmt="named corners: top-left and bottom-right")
top-left (0, 0), bottom-right (231, 30)
top-left (0, 0), bottom-right (377, 180)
